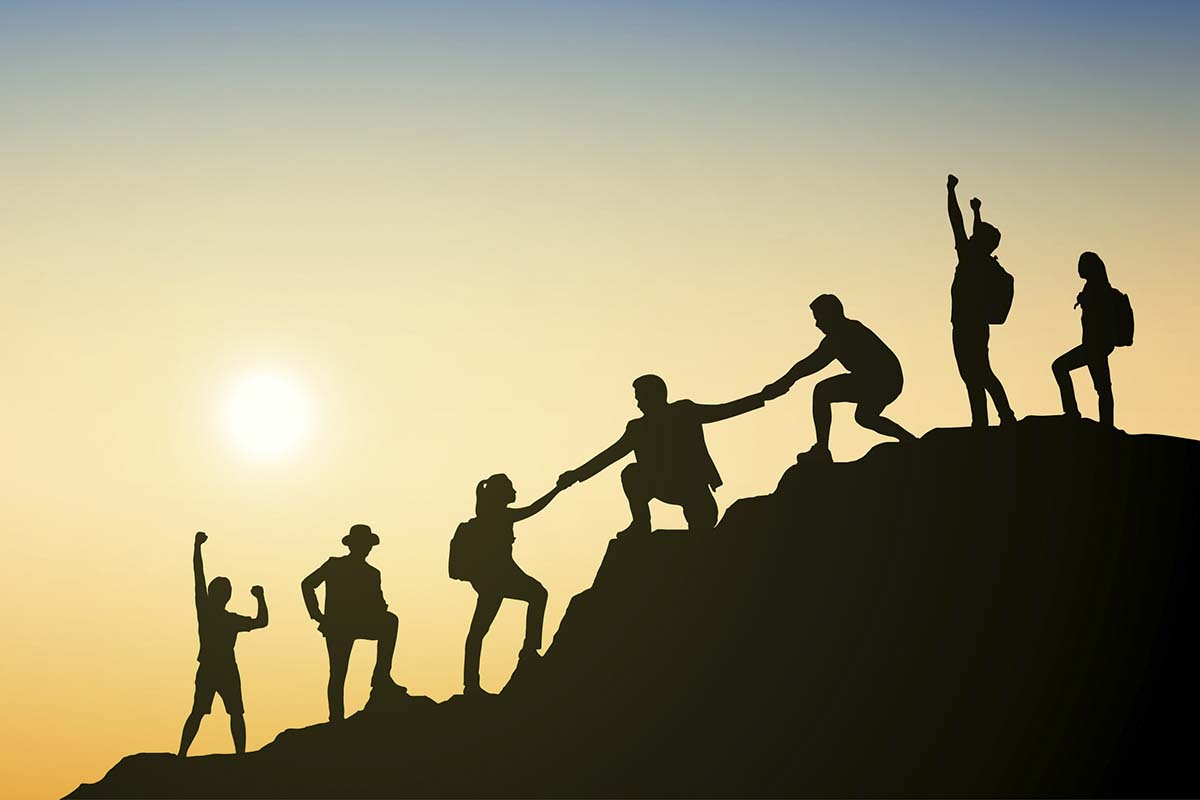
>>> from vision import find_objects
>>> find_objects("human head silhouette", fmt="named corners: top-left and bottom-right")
top-left (633, 374), bottom-right (669, 414)
top-left (476, 473), bottom-right (516, 516)
top-left (341, 523), bottom-right (379, 559)
top-left (810, 294), bottom-right (845, 334)
top-left (1078, 251), bottom-right (1109, 283)
top-left (971, 221), bottom-right (1001, 256)
top-left (208, 576), bottom-right (232, 608)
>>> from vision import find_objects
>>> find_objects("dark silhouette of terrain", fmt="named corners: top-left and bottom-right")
top-left (70, 417), bottom-right (1200, 798)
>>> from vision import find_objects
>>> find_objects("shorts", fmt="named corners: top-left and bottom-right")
top-left (192, 661), bottom-right (244, 716)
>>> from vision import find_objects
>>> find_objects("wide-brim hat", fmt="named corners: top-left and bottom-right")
top-left (342, 523), bottom-right (380, 547)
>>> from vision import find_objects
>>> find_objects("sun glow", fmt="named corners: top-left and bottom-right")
top-left (224, 374), bottom-right (310, 458)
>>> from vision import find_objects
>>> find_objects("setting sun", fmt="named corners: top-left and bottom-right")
top-left (223, 374), bottom-right (310, 458)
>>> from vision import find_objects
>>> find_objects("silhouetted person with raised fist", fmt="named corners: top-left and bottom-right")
top-left (558, 375), bottom-right (767, 537)
top-left (450, 475), bottom-right (562, 696)
top-left (946, 174), bottom-right (1016, 427)
top-left (178, 531), bottom-right (268, 757)
top-left (301, 524), bottom-right (402, 722)
top-left (765, 294), bottom-right (915, 461)
top-left (1052, 251), bottom-right (1127, 427)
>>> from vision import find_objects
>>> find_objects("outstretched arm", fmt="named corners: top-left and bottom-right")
top-left (511, 485), bottom-right (564, 523)
top-left (766, 340), bottom-right (836, 395)
top-left (300, 561), bottom-right (330, 625)
top-left (693, 392), bottom-right (767, 424)
top-left (947, 174), bottom-right (968, 251)
top-left (193, 531), bottom-right (208, 616)
top-left (970, 196), bottom-right (983, 232)
top-left (559, 431), bottom-right (633, 487)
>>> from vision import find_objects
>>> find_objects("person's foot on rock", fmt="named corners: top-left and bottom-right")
top-left (796, 444), bottom-right (833, 463)
top-left (999, 412), bottom-right (1018, 426)
top-left (370, 673), bottom-right (407, 694)
top-left (616, 521), bottom-right (651, 539)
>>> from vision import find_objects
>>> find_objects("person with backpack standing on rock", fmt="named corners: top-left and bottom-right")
top-left (1052, 251), bottom-right (1132, 427)
top-left (946, 174), bottom-right (1017, 427)
top-left (451, 475), bottom-right (563, 696)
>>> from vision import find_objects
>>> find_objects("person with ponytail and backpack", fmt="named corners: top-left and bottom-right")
top-left (1052, 251), bottom-right (1133, 428)
top-left (451, 474), bottom-right (563, 696)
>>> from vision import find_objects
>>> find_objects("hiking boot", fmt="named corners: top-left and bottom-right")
top-left (370, 674), bottom-right (407, 694)
top-left (999, 412), bottom-right (1018, 426)
top-left (796, 445), bottom-right (833, 463)
top-left (616, 521), bottom-right (651, 539)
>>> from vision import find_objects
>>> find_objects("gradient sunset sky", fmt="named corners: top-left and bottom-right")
top-left (2, 2), bottom-right (1198, 798)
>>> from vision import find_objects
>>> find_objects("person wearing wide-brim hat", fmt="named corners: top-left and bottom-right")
top-left (301, 523), bottom-right (404, 721)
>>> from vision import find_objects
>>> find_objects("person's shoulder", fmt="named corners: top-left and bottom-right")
top-left (218, 609), bottom-right (246, 626)
top-left (670, 399), bottom-right (697, 413)
top-left (848, 318), bottom-right (871, 335)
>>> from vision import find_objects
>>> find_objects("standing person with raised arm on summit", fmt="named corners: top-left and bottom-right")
top-left (558, 375), bottom-right (769, 538)
top-left (178, 531), bottom-right (268, 758)
top-left (946, 174), bottom-right (1016, 427)
top-left (765, 294), bottom-right (916, 461)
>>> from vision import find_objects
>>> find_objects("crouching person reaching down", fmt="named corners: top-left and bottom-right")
top-left (302, 523), bottom-right (404, 722)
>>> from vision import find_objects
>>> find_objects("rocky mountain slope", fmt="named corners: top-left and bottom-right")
top-left (70, 417), bottom-right (1200, 798)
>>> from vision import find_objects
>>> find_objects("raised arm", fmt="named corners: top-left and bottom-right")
top-left (559, 430), bottom-right (634, 487)
top-left (693, 392), bottom-right (767, 424)
top-left (193, 531), bottom-right (208, 615)
top-left (301, 560), bottom-right (331, 625)
top-left (947, 174), bottom-right (968, 251)
top-left (511, 484), bottom-right (564, 523)
top-left (246, 586), bottom-right (269, 631)
top-left (766, 339), bottom-right (836, 395)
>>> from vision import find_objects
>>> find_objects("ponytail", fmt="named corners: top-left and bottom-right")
top-left (474, 473), bottom-right (510, 517)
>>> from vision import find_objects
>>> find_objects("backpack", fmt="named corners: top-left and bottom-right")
top-left (984, 256), bottom-right (1015, 325)
top-left (1111, 288), bottom-right (1135, 347)
top-left (448, 518), bottom-right (484, 582)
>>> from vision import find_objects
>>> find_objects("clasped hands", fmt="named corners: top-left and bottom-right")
top-left (762, 380), bottom-right (793, 401)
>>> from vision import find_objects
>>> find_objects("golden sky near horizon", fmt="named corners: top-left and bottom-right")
top-left (2, 3), bottom-right (1198, 798)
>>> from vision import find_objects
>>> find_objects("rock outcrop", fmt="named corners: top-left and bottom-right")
top-left (69, 417), bottom-right (1200, 798)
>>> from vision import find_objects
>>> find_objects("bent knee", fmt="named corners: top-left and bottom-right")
top-left (812, 379), bottom-right (839, 400)
top-left (854, 407), bottom-right (881, 425)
